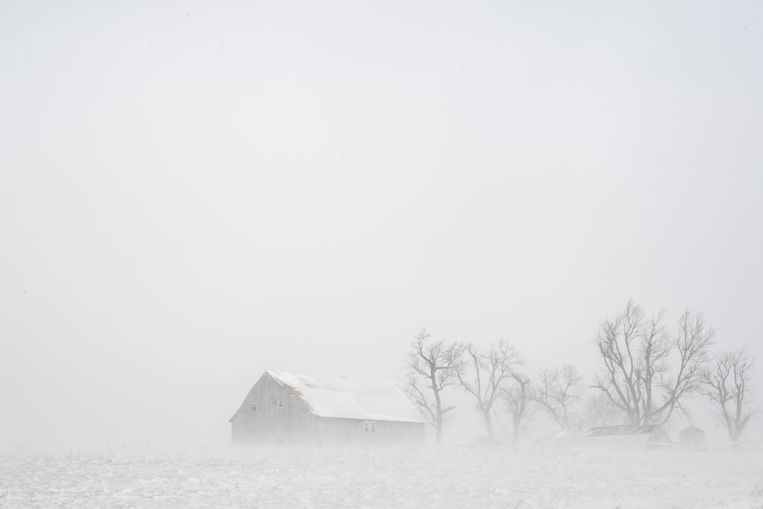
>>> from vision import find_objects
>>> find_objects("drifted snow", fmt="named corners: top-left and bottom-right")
top-left (1, 443), bottom-right (761, 508)
top-left (266, 369), bottom-right (425, 423)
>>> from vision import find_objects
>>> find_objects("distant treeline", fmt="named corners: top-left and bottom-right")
top-left (405, 300), bottom-right (754, 444)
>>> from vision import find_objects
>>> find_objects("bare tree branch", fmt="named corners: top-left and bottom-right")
top-left (591, 301), bottom-right (712, 426)
top-left (702, 348), bottom-right (755, 442)
top-left (504, 372), bottom-right (533, 443)
top-left (404, 328), bottom-right (464, 444)
top-left (534, 365), bottom-right (583, 432)
top-left (457, 340), bottom-right (520, 440)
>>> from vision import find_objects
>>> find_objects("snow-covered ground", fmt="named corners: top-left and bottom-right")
top-left (1, 442), bottom-right (761, 509)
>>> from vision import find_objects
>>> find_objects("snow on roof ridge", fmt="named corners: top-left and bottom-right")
top-left (264, 369), bottom-right (425, 423)
top-left (266, 369), bottom-right (405, 394)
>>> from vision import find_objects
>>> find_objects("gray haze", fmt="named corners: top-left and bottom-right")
top-left (1, 0), bottom-right (762, 449)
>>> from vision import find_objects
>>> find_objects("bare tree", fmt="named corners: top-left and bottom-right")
top-left (405, 329), bottom-right (464, 444)
top-left (702, 348), bottom-right (755, 442)
top-left (534, 365), bottom-right (583, 432)
top-left (457, 340), bottom-right (520, 440)
top-left (592, 301), bottom-right (713, 426)
top-left (504, 372), bottom-right (532, 443)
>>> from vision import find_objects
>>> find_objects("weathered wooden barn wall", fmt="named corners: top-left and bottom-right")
top-left (231, 372), bottom-right (311, 444)
top-left (306, 416), bottom-right (425, 444)
top-left (231, 372), bottom-right (425, 445)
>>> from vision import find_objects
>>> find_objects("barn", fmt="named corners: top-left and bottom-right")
top-left (229, 370), bottom-right (426, 445)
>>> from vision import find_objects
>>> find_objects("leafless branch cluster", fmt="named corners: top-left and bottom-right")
top-left (580, 391), bottom-right (626, 428)
top-left (702, 348), bottom-right (755, 442)
top-left (534, 365), bottom-right (583, 432)
top-left (592, 300), bottom-right (712, 426)
top-left (406, 332), bottom-right (533, 443)
top-left (457, 340), bottom-right (521, 440)
top-left (405, 329), bottom-right (465, 444)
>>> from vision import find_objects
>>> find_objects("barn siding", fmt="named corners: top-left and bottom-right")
top-left (308, 416), bottom-right (425, 444)
top-left (231, 373), bottom-right (425, 445)
top-left (231, 372), bottom-right (314, 444)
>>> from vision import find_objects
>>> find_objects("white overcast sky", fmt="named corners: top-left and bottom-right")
top-left (1, 0), bottom-right (762, 448)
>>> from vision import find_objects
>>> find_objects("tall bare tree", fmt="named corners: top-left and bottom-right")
top-left (702, 349), bottom-right (755, 442)
top-left (592, 301), bottom-right (713, 426)
top-left (457, 340), bottom-right (520, 440)
top-left (504, 372), bottom-right (532, 443)
top-left (405, 329), bottom-right (464, 444)
top-left (534, 365), bottom-right (583, 432)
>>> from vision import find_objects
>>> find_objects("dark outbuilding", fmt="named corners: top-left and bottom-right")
top-left (678, 425), bottom-right (705, 444)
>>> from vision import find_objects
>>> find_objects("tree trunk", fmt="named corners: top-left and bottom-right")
top-left (512, 416), bottom-right (520, 443)
top-left (483, 410), bottom-right (494, 441)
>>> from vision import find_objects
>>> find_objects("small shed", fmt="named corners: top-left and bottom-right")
top-left (678, 425), bottom-right (705, 444)
top-left (229, 370), bottom-right (426, 445)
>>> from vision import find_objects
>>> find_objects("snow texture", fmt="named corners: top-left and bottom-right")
top-left (1, 443), bottom-right (761, 508)
top-left (266, 369), bottom-right (425, 423)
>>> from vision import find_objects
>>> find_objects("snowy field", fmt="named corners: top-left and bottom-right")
top-left (1, 443), bottom-right (762, 509)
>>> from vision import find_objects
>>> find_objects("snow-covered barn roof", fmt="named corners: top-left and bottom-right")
top-left (266, 369), bottom-right (426, 424)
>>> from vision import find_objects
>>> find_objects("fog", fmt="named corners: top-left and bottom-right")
top-left (2, 0), bottom-right (762, 458)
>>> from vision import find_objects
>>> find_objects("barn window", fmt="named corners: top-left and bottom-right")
top-left (251, 404), bottom-right (257, 411)
top-left (277, 399), bottom-right (284, 408)
top-left (363, 421), bottom-right (376, 433)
